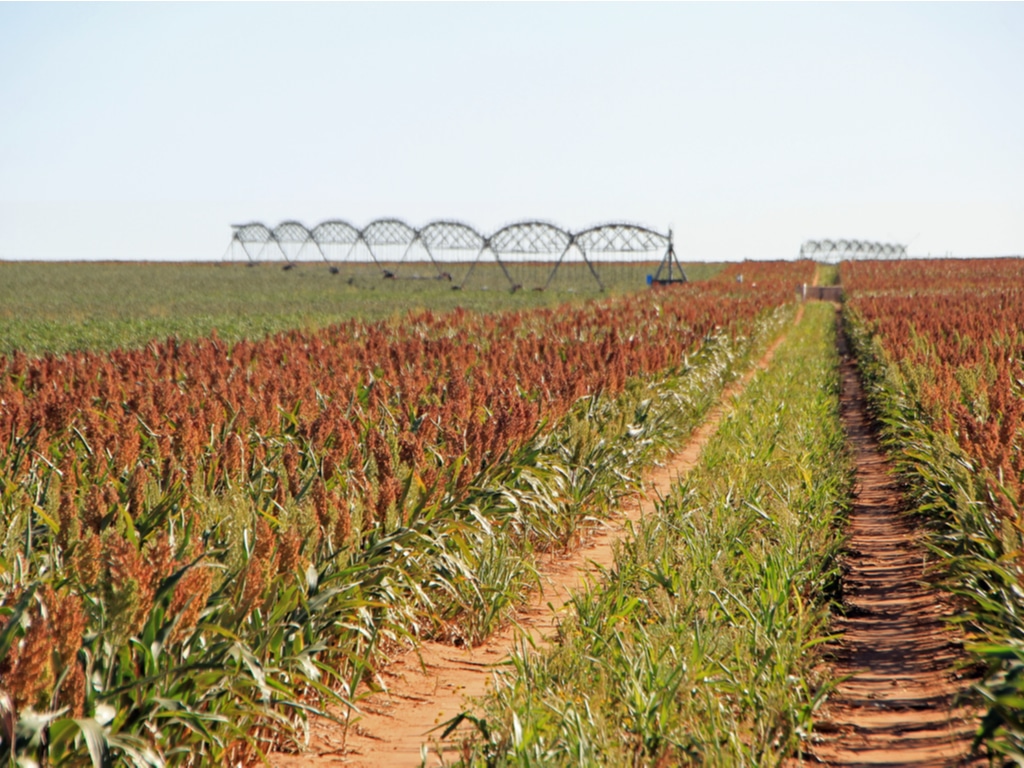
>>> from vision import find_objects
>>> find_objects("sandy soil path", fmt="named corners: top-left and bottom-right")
top-left (268, 308), bottom-right (804, 767)
top-left (807, 308), bottom-right (982, 767)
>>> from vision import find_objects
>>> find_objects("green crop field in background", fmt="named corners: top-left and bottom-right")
top-left (0, 260), bottom-right (724, 355)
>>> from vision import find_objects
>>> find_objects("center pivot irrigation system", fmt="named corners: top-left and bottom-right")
top-left (799, 239), bottom-right (908, 263)
top-left (226, 219), bottom-right (687, 292)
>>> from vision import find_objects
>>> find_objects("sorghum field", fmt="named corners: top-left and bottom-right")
top-left (0, 261), bottom-right (807, 765)
top-left (5, 256), bottom-right (1023, 766)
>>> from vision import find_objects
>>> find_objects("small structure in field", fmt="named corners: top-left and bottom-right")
top-left (798, 284), bottom-right (844, 302)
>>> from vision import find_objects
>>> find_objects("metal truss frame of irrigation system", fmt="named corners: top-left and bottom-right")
top-left (226, 219), bottom-right (688, 292)
top-left (799, 239), bottom-right (908, 263)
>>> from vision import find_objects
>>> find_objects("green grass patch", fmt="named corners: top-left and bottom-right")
top-left (0, 261), bottom-right (724, 355)
top-left (816, 263), bottom-right (840, 286)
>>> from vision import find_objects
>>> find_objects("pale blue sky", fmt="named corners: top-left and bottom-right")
top-left (1, 2), bottom-right (1022, 261)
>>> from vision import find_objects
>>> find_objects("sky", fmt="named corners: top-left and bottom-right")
top-left (1, 1), bottom-right (1023, 262)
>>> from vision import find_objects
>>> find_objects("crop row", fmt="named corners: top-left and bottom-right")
top-left (449, 301), bottom-right (849, 765)
top-left (840, 256), bottom-right (1024, 294)
top-left (842, 257), bottom-right (1024, 758)
top-left (0, 262), bottom-right (814, 765)
top-left (842, 258), bottom-right (1024, 518)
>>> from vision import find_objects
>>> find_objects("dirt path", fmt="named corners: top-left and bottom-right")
top-left (268, 309), bottom-right (804, 767)
top-left (808, 308), bottom-right (982, 767)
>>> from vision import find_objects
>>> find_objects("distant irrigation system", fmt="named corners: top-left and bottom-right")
top-left (226, 219), bottom-right (688, 292)
top-left (799, 239), bottom-right (908, 263)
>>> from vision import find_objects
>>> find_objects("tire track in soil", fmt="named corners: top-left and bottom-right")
top-left (806, 306), bottom-right (983, 768)
top-left (267, 307), bottom-right (805, 767)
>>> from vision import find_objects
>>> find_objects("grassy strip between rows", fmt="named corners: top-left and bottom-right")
top-left (0, 306), bottom-right (793, 766)
top-left (844, 306), bottom-right (1022, 761)
top-left (442, 301), bottom-right (851, 766)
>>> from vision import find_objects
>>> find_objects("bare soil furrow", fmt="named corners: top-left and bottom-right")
top-left (808, 309), bottom-right (982, 768)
